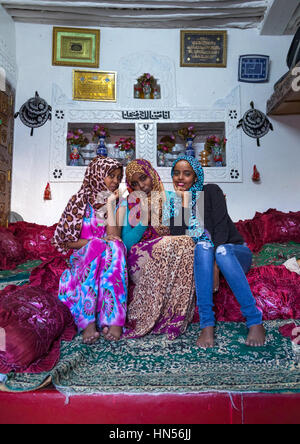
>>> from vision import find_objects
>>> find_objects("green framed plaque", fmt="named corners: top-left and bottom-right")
top-left (52, 27), bottom-right (100, 68)
top-left (181, 30), bottom-right (227, 68)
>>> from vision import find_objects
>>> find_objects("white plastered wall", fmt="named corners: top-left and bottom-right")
top-left (7, 22), bottom-right (300, 225)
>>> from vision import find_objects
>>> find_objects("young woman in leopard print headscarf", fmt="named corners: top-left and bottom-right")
top-left (117, 159), bottom-right (196, 341)
top-left (53, 157), bottom-right (128, 344)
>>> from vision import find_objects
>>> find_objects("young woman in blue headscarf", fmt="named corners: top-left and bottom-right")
top-left (164, 156), bottom-right (265, 349)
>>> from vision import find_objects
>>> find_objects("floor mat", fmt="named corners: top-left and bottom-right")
top-left (252, 242), bottom-right (300, 267)
top-left (2, 320), bottom-right (300, 395)
top-left (0, 260), bottom-right (42, 291)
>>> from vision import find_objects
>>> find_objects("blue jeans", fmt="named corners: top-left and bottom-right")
top-left (194, 242), bottom-right (262, 329)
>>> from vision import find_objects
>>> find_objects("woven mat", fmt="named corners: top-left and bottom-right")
top-left (2, 320), bottom-right (300, 394)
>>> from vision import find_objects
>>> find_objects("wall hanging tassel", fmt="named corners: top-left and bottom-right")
top-left (44, 182), bottom-right (52, 200)
top-left (252, 165), bottom-right (261, 183)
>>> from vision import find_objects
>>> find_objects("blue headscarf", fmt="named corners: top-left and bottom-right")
top-left (163, 155), bottom-right (213, 245)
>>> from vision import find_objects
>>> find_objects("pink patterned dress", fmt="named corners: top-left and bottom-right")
top-left (58, 203), bottom-right (128, 332)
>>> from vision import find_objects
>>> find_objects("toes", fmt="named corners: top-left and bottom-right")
top-left (83, 332), bottom-right (100, 345)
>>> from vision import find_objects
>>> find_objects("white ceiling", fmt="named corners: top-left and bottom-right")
top-left (1, 0), bottom-right (299, 35)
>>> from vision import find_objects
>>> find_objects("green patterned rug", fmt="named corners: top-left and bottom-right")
top-left (0, 260), bottom-right (41, 291)
top-left (2, 320), bottom-right (300, 394)
top-left (252, 242), bottom-right (300, 268)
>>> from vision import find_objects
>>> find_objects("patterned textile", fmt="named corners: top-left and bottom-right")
top-left (58, 203), bottom-right (128, 332)
top-left (0, 260), bottom-right (41, 291)
top-left (163, 155), bottom-right (213, 245)
top-left (126, 158), bottom-right (165, 195)
top-left (124, 235), bottom-right (196, 340)
top-left (252, 242), bottom-right (300, 268)
top-left (124, 160), bottom-right (195, 339)
top-left (2, 321), bottom-right (300, 394)
top-left (211, 264), bottom-right (300, 323)
top-left (53, 157), bottom-right (123, 254)
top-left (0, 228), bottom-right (25, 270)
top-left (0, 256), bottom-right (76, 374)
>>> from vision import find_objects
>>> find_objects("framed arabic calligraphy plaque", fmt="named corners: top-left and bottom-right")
top-left (52, 27), bottom-right (100, 68)
top-left (73, 70), bottom-right (117, 102)
top-left (180, 30), bottom-right (227, 68)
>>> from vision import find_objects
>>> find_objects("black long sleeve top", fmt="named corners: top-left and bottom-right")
top-left (169, 184), bottom-right (245, 249)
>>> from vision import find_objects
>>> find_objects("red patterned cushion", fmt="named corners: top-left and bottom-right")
top-left (0, 257), bottom-right (76, 373)
top-left (8, 222), bottom-right (60, 261)
top-left (235, 209), bottom-right (300, 253)
top-left (0, 228), bottom-right (25, 270)
top-left (214, 265), bottom-right (300, 322)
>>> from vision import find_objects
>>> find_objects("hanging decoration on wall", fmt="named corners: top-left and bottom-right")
top-left (14, 92), bottom-right (52, 136)
top-left (43, 182), bottom-right (52, 200)
top-left (237, 101), bottom-right (273, 147)
top-left (238, 55), bottom-right (270, 83)
top-left (252, 165), bottom-right (261, 183)
top-left (134, 73), bottom-right (161, 99)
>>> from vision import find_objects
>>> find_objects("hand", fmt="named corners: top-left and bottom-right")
top-left (66, 238), bottom-right (89, 250)
top-left (107, 190), bottom-right (119, 203)
top-left (213, 262), bottom-right (220, 293)
top-left (139, 195), bottom-right (151, 225)
top-left (173, 183), bottom-right (185, 199)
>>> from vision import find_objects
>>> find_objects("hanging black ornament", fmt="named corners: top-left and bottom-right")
top-left (14, 91), bottom-right (52, 136)
top-left (237, 101), bottom-right (273, 147)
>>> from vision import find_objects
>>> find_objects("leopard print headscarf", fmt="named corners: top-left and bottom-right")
top-left (125, 159), bottom-right (169, 236)
top-left (53, 156), bottom-right (123, 254)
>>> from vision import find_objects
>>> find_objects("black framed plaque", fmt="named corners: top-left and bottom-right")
top-left (180, 30), bottom-right (227, 68)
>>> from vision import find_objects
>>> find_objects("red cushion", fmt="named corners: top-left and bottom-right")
top-left (0, 228), bottom-right (25, 270)
top-left (0, 257), bottom-right (76, 373)
top-left (259, 209), bottom-right (300, 245)
top-left (235, 209), bottom-right (300, 253)
top-left (214, 265), bottom-right (300, 322)
top-left (8, 222), bottom-right (60, 262)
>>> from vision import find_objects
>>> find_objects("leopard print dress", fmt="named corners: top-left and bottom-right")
top-left (124, 235), bottom-right (196, 340)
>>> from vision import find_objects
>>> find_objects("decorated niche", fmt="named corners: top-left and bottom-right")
top-left (118, 50), bottom-right (176, 109)
top-left (134, 73), bottom-right (161, 100)
top-left (50, 84), bottom-right (242, 184)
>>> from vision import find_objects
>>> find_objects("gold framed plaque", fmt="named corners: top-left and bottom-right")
top-left (180, 30), bottom-right (227, 68)
top-left (52, 27), bottom-right (100, 67)
top-left (73, 70), bottom-right (117, 102)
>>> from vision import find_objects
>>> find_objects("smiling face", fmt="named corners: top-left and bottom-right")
top-left (104, 167), bottom-right (123, 192)
top-left (172, 160), bottom-right (197, 191)
top-left (129, 172), bottom-right (153, 196)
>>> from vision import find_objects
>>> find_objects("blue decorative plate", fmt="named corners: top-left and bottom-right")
top-left (238, 55), bottom-right (270, 83)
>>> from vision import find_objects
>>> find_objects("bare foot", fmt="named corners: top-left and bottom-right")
top-left (245, 324), bottom-right (266, 347)
top-left (196, 326), bottom-right (215, 349)
top-left (103, 325), bottom-right (122, 342)
top-left (82, 322), bottom-right (100, 345)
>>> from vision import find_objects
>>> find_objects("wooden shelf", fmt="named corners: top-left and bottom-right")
top-left (267, 62), bottom-right (300, 116)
